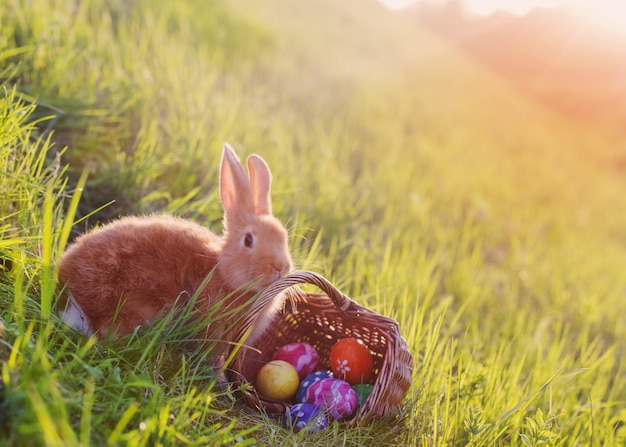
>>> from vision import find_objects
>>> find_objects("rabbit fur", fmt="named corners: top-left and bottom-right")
top-left (57, 144), bottom-right (293, 353)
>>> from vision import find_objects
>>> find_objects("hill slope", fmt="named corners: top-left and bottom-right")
top-left (230, 0), bottom-right (626, 251)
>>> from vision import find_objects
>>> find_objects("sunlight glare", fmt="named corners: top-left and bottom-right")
top-left (381, 0), bottom-right (626, 32)
top-left (569, 0), bottom-right (626, 36)
top-left (465, 0), bottom-right (564, 16)
top-left (462, 0), bottom-right (626, 36)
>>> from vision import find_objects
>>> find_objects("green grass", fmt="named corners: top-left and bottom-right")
top-left (1, 0), bottom-right (626, 445)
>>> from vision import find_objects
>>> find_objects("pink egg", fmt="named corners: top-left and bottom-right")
top-left (304, 378), bottom-right (358, 420)
top-left (272, 342), bottom-right (319, 380)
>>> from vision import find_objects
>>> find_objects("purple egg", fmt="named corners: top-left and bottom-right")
top-left (285, 403), bottom-right (329, 432)
top-left (304, 378), bottom-right (359, 420)
top-left (273, 342), bottom-right (319, 380)
top-left (295, 370), bottom-right (333, 403)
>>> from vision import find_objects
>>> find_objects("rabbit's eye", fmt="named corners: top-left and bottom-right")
top-left (244, 233), bottom-right (254, 248)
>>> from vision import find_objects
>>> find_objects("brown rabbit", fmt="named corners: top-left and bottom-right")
top-left (58, 143), bottom-right (293, 350)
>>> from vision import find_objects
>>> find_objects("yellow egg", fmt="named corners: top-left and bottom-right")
top-left (255, 360), bottom-right (300, 401)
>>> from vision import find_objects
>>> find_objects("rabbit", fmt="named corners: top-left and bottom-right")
top-left (57, 143), bottom-right (293, 354)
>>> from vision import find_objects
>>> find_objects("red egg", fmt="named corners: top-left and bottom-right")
top-left (329, 337), bottom-right (374, 385)
top-left (272, 342), bottom-right (319, 380)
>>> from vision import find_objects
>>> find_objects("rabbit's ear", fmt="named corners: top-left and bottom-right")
top-left (220, 143), bottom-right (253, 215)
top-left (247, 154), bottom-right (272, 215)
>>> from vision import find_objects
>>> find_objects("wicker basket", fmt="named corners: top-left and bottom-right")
top-left (226, 270), bottom-right (413, 425)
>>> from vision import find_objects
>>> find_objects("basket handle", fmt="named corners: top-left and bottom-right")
top-left (258, 270), bottom-right (351, 310)
top-left (232, 270), bottom-right (353, 344)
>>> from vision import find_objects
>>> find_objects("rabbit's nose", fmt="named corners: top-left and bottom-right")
top-left (271, 264), bottom-right (288, 280)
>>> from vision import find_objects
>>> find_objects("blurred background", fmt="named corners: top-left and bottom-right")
top-left (387, 0), bottom-right (626, 130)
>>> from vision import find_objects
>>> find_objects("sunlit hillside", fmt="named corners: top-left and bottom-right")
top-left (231, 0), bottom-right (626, 255)
top-left (1, 0), bottom-right (625, 445)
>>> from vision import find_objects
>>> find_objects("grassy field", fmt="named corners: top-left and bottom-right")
top-left (1, 0), bottom-right (626, 445)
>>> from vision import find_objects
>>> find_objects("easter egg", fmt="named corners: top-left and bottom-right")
top-left (255, 360), bottom-right (300, 401)
top-left (352, 384), bottom-right (374, 407)
top-left (272, 342), bottom-right (319, 380)
top-left (305, 378), bottom-right (359, 420)
top-left (329, 337), bottom-right (374, 385)
top-left (285, 403), bottom-right (329, 432)
top-left (295, 370), bottom-right (333, 403)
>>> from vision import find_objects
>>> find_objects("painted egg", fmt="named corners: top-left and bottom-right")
top-left (285, 403), bottom-right (329, 432)
top-left (295, 370), bottom-right (334, 403)
top-left (352, 383), bottom-right (374, 407)
top-left (305, 378), bottom-right (359, 420)
top-left (329, 337), bottom-right (374, 385)
top-left (272, 342), bottom-right (319, 380)
top-left (255, 360), bottom-right (300, 401)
